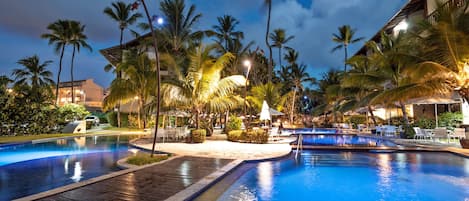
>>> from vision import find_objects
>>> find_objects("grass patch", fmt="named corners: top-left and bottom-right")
top-left (126, 153), bottom-right (169, 166)
top-left (0, 133), bottom-right (77, 144)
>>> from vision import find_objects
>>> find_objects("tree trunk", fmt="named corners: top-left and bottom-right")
top-left (291, 88), bottom-right (296, 124)
top-left (70, 46), bottom-right (76, 103)
top-left (399, 101), bottom-right (410, 126)
top-left (368, 105), bottom-right (377, 125)
top-left (265, 1), bottom-right (273, 82)
top-left (195, 109), bottom-right (200, 129)
top-left (344, 44), bottom-right (348, 72)
top-left (117, 28), bottom-right (124, 128)
top-left (56, 45), bottom-right (65, 106)
top-left (278, 47), bottom-right (282, 67)
top-left (138, 97), bottom-right (142, 129)
top-left (141, 0), bottom-right (162, 158)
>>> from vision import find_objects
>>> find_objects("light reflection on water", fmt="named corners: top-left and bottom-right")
top-left (212, 151), bottom-right (469, 201)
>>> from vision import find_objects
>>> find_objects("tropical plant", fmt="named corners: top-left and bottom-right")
top-left (269, 28), bottom-right (294, 67)
top-left (12, 55), bottom-right (54, 90)
top-left (161, 44), bottom-right (245, 128)
top-left (412, 1), bottom-right (469, 102)
top-left (42, 19), bottom-right (72, 105)
top-left (103, 50), bottom-right (157, 128)
top-left (331, 25), bottom-right (364, 71)
top-left (437, 112), bottom-right (463, 130)
top-left (104, 1), bottom-right (142, 127)
top-left (57, 103), bottom-right (90, 124)
top-left (68, 21), bottom-right (92, 103)
top-left (207, 15), bottom-right (243, 51)
top-left (247, 82), bottom-right (286, 112)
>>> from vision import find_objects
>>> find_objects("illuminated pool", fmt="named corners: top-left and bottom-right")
top-left (0, 135), bottom-right (138, 201)
top-left (299, 134), bottom-right (396, 147)
top-left (196, 151), bottom-right (469, 201)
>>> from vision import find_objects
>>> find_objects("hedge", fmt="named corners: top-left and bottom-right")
top-left (191, 129), bottom-right (206, 143)
top-left (228, 129), bottom-right (268, 144)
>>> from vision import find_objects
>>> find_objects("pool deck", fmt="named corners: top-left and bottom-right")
top-left (19, 156), bottom-right (240, 201)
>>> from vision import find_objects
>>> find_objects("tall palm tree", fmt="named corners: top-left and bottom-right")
top-left (161, 44), bottom-right (245, 128)
top-left (103, 1), bottom-right (142, 53)
top-left (68, 21), bottom-right (92, 103)
top-left (207, 15), bottom-right (243, 50)
top-left (331, 25), bottom-right (364, 72)
top-left (263, 0), bottom-right (274, 82)
top-left (269, 28), bottom-right (294, 67)
top-left (104, 1), bottom-right (142, 127)
top-left (41, 19), bottom-right (71, 105)
top-left (289, 63), bottom-right (315, 123)
top-left (104, 50), bottom-right (156, 128)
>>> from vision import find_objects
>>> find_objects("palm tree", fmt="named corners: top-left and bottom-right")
top-left (104, 50), bottom-right (156, 128)
top-left (248, 82), bottom-right (286, 112)
top-left (12, 55), bottom-right (54, 99)
top-left (269, 28), bottom-right (294, 67)
top-left (263, 0), bottom-right (274, 82)
top-left (413, 1), bottom-right (469, 101)
top-left (331, 25), bottom-right (364, 72)
top-left (69, 21), bottom-right (92, 103)
top-left (104, 1), bottom-right (142, 127)
top-left (289, 64), bottom-right (315, 123)
top-left (207, 15), bottom-right (243, 50)
top-left (161, 44), bottom-right (245, 128)
top-left (103, 1), bottom-right (142, 53)
top-left (41, 19), bottom-right (71, 105)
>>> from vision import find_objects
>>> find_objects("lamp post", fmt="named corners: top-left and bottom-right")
top-left (243, 60), bottom-right (252, 130)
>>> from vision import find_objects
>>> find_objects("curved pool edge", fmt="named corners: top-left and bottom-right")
top-left (13, 155), bottom-right (184, 201)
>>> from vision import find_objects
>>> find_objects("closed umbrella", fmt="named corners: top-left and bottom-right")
top-left (260, 100), bottom-right (271, 125)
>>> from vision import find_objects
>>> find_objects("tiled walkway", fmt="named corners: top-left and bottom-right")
top-left (35, 157), bottom-right (233, 201)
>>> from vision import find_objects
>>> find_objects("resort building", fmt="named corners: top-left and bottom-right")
top-left (355, 0), bottom-right (469, 124)
top-left (58, 79), bottom-right (105, 112)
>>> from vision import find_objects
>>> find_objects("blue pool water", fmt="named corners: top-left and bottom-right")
top-left (197, 151), bottom-right (469, 201)
top-left (0, 135), bottom-right (137, 200)
top-left (282, 128), bottom-right (337, 135)
top-left (299, 134), bottom-right (396, 147)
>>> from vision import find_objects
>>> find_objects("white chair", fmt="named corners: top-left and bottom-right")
top-left (433, 128), bottom-right (450, 143)
top-left (269, 127), bottom-right (279, 141)
top-left (375, 126), bottom-right (383, 136)
top-left (413, 127), bottom-right (425, 140)
top-left (384, 125), bottom-right (397, 137)
top-left (451, 128), bottom-right (466, 140)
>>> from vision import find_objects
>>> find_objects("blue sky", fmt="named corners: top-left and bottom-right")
top-left (0, 0), bottom-right (407, 88)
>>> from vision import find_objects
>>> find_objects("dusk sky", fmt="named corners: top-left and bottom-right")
top-left (0, 0), bottom-right (407, 88)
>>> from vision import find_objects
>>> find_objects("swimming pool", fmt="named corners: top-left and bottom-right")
top-left (195, 150), bottom-right (469, 201)
top-left (0, 135), bottom-right (138, 201)
top-left (282, 128), bottom-right (337, 135)
top-left (299, 134), bottom-right (396, 147)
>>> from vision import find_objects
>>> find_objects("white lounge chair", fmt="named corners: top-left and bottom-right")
top-left (433, 128), bottom-right (450, 143)
top-left (451, 128), bottom-right (466, 140)
top-left (269, 127), bottom-right (279, 141)
top-left (413, 127), bottom-right (425, 140)
top-left (383, 125), bottom-right (397, 137)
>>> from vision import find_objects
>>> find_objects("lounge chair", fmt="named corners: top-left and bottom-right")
top-left (383, 125), bottom-right (397, 137)
top-left (269, 127), bottom-right (279, 141)
top-left (433, 128), bottom-right (450, 143)
top-left (451, 128), bottom-right (466, 140)
top-left (413, 127), bottom-right (426, 140)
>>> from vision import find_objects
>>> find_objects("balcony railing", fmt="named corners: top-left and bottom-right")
top-left (427, 0), bottom-right (466, 24)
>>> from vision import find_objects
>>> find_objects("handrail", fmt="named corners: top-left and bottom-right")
top-left (295, 133), bottom-right (303, 159)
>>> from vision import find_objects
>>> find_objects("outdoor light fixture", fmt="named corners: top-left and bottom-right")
top-left (243, 59), bottom-right (252, 130)
top-left (394, 20), bottom-right (408, 32)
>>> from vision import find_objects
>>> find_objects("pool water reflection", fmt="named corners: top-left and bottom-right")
top-left (0, 135), bottom-right (136, 201)
top-left (197, 151), bottom-right (469, 201)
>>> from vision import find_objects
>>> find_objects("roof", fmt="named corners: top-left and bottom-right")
top-left (355, 0), bottom-right (425, 55)
top-left (99, 32), bottom-right (152, 66)
top-left (58, 79), bottom-right (87, 88)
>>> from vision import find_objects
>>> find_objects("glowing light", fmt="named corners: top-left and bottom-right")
top-left (71, 162), bottom-right (83, 182)
top-left (157, 17), bottom-right (164, 25)
top-left (243, 60), bottom-right (251, 68)
top-left (394, 20), bottom-right (408, 32)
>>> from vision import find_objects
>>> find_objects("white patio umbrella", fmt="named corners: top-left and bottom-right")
top-left (260, 100), bottom-right (271, 124)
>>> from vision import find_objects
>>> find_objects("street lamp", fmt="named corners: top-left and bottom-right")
top-left (243, 60), bottom-right (252, 130)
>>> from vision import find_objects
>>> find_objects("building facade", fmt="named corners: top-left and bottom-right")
top-left (58, 79), bottom-right (104, 112)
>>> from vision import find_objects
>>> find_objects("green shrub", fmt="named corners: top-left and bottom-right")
top-left (228, 129), bottom-right (268, 144)
top-left (438, 112), bottom-right (463, 130)
top-left (92, 112), bottom-right (108, 123)
top-left (191, 129), bottom-right (206, 143)
top-left (228, 130), bottom-right (243, 141)
top-left (57, 104), bottom-right (90, 124)
top-left (126, 153), bottom-right (169, 166)
top-left (226, 115), bottom-right (242, 132)
top-left (414, 118), bottom-right (435, 129)
top-left (106, 112), bottom-right (129, 127)
top-left (345, 115), bottom-right (366, 128)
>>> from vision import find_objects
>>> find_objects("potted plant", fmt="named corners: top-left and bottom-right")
top-left (460, 130), bottom-right (469, 149)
